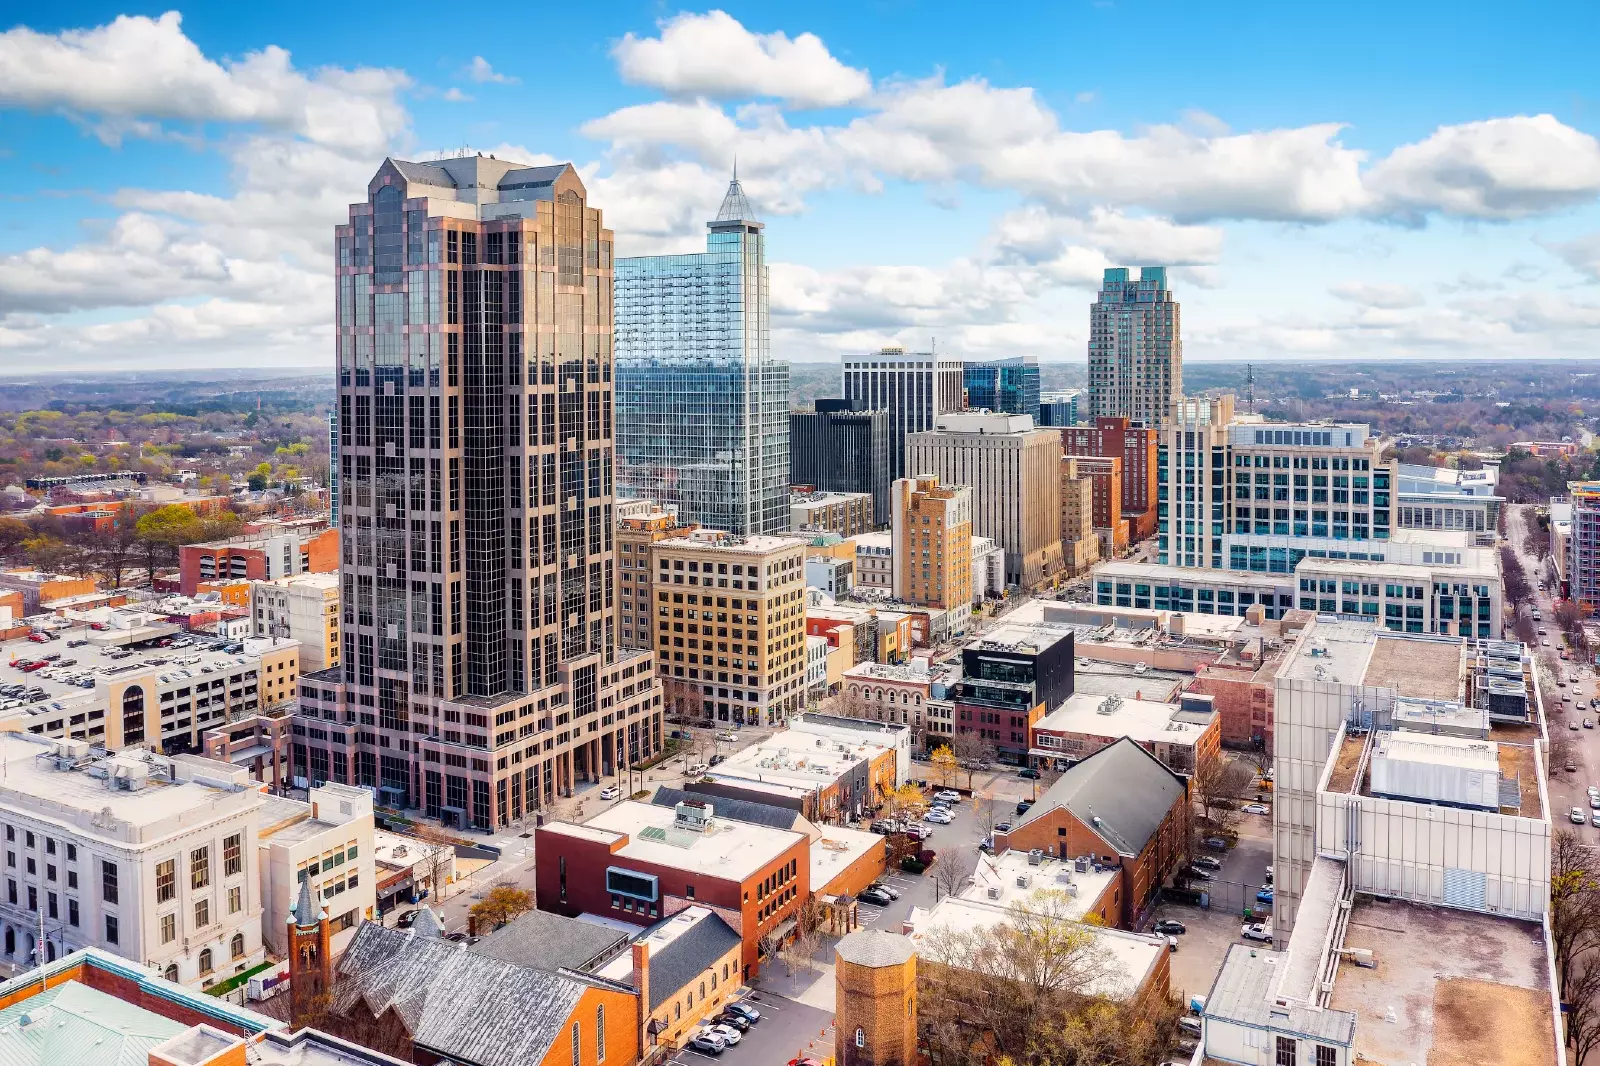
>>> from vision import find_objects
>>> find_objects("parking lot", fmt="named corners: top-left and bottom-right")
top-left (670, 990), bottom-right (835, 1066)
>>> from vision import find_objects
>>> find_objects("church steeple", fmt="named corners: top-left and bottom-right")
top-left (289, 874), bottom-right (333, 1028)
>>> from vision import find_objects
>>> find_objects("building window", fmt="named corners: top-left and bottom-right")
top-left (195, 898), bottom-right (210, 929)
top-left (161, 913), bottom-right (176, 943)
top-left (105, 915), bottom-right (118, 944)
top-left (191, 847), bottom-right (210, 889)
top-left (229, 886), bottom-right (242, 914)
top-left (855, 1027), bottom-right (866, 1049)
top-left (232, 932), bottom-right (246, 959)
top-left (1314, 1048), bottom-right (1336, 1066)
top-left (101, 860), bottom-right (118, 904)
top-left (224, 834), bottom-right (242, 877)
top-left (597, 1004), bottom-right (606, 1061)
top-left (156, 859), bottom-right (175, 903)
top-left (570, 1022), bottom-right (580, 1066)
top-left (164, 963), bottom-right (179, 982)
top-left (199, 948), bottom-right (213, 975)
top-left (1276, 1036), bottom-right (1297, 1066)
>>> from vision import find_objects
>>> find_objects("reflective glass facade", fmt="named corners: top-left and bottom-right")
top-left (615, 181), bottom-right (789, 535)
top-left (962, 358), bottom-right (1040, 419)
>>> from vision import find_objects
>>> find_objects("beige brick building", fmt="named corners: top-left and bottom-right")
top-left (1060, 457), bottom-right (1100, 576)
top-left (890, 476), bottom-right (973, 636)
top-left (615, 502), bottom-right (697, 653)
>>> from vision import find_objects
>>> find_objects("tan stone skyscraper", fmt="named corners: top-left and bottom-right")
top-left (1087, 266), bottom-right (1181, 425)
top-left (890, 476), bottom-right (973, 634)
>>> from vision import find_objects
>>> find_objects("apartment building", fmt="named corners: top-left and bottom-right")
top-left (250, 573), bottom-right (340, 672)
top-left (1059, 456), bottom-right (1101, 575)
top-left (651, 530), bottom-right (809, 726)
top-left (1087, 267), bottom-right (1181, 425)
top-left (1061, 415), bottom-right (1159, 542)
top-left (305, 154), bottom-right (663, 832)
top-left (953, 619), bottom-right (1076, 764)
top-left (854, 531), bottom-right (893, 591)
top-left (907, 412), bottom-right (1063, 589)
top-left (0, 737), bottom-right (264, 988)
top-left (258, 783), bottom-right (376, 956)
top-left (179, 525), bottom-right (337, 597)
top-left (791, 490), bottom-right (874, 537)
top-left (890, 476), bottom-right (973, 635)
top-left (842, 348), bottom-right (965, 482)
top-left (1569, 481), bottom-right (1600, 612)
top-left (616, 503), bottom-right (696, 653)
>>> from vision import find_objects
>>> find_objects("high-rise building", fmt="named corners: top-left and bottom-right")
top-left (1157, 396), bottom-right (1235, 569)
top-left (327, 410), bottom-right (339, 524)
top-left (1087, 267), bottom-right (1181, 425)
top-left (1071, 455), bottom-right (1125, 554)
top-left (789, 398), bottom-right (892, 521)
top-left (906, 412), bottom-right (1064, 589)
top-left (615, 178), bottom-right (788, 535)
top-left (650, 529), bottom-right (810, 726)
top-left (962, 357), bottom-right (1040, 419)
top-left (842, 348), bottom-right (964, 482)
top-left (615, 501), bottom-right (696, 653)
top-left (1037, 389), bottom-right (1081, 427)
top-left (1062, 416), bottom-right (1159, 542)
top-left (309, 154), bottom-right (661, 832)
top-left (1569, 483), bottom-right (1600, 613)
top-left (891, 476), bottom-right (974, 635)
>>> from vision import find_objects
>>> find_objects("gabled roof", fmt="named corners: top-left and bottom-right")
top-left (1012, 736), bottom-right (1186, 856)
top-left (472, 909), bottom-right (630, 973)
top-left (638, 910), bottom-right (743, 1011)
top-left (651, 786), bottom-right (802, 830)
top-left (335, 924), bottom-right (619, 1066)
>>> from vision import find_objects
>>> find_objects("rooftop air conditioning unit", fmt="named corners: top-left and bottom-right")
top-left (1027, 849), bottom-right (1044, 865)
top-left (1015, 874), bottom-right (1031, 889)
top-left (986, 886), bottom-right (1001, 900)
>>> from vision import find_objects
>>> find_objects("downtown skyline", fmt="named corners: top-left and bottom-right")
top-left (1, 3), bottom-right (1599, 372)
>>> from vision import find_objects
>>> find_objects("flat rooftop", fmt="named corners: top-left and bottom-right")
top-left (810, 824), bottom-right (883, 895)
top-left (960, 850), bottom-right (1118, 923)
top-left (1330, 899), bottom-right (1557, 1066)
top-left (1071, 665), bottom-right (1186, 703)
top-left (710, 727), bottom-right (891, 790)
top-left (1034, 692), bottom-right (1210, 746)
top-left (967, 619), bottom-right (1075, 655)
top-left (565, 800), bottom-right (805, 881)
top-left (1364, 634), bottom-right (1464, 701)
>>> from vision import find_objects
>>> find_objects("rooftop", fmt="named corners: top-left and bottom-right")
top-left (961, 849), bottom-right (1118, 922)
top-left (792, 490), bottom-right (871, 507)
top-left (559, 800), bottom-right (805, 881)
top-left (968, 619), bottom-right (1076, 656)
top-left (1070, 665), bottom-right (1187, 703)
top-left (1008, 737), bottom-right (1186, 857)
top-left (0, 977), bottom-right (189, 1066)
top-left (1202, 945), bottom-right (1356, 1048)
top-left (654, 531), bottom-right (807, 557)
top-left (471, 908), bottom-right (630, 974)
top-left (809, 824), bottom-right (884, 895)
top-left (594, 906), bottom-right (743, 1010)
top-left (1034, 692), bottom-right (1213, 746)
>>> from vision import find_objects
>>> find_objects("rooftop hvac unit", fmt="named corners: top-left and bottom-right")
top-left (1027, 849), bottom-right (1044, 865)
top-left (1075, 858), bottom-right (1089, 873)
top-left (986, 886), bottom-right (1001, 900)
top-left (1015, 874), bottom-right (1031, 889)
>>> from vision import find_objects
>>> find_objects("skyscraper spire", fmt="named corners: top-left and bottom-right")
top-left (714, 167), bottom-right (758, 225)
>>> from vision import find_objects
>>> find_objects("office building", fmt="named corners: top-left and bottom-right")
top-left (961, 357), bottom-right (1039, 419)
top-left (842, 348), bottom-right (964, 482)
top-left (615, 178), bottom-right (787, 535)
top-left (650, 530), bottom-right (809, 726)
top-left (328, 409), bottom-right (340, 525)
top-left (178, 524), bottom-right (338, 597)
top-left (258, 783), bottom-right (376, 957)
top-left (789, 399), bottom-right (892, 521)
top-left (1059, 457), bottom-right (1099, 575)
top-left (1029, 692), bottom-right (1220, 777)
top-left (1156, 395), bottom-right (1235, 568)
top-left (907, 412), bottom-right (1063, 589)
top-left (791, 490), bottom-right (874, 537)
top-left (1061, 415), bottom-right (1159, 542)
top-left (1036, 389), bottom-right (1080, 428)
top-left (890, 476), bottom-right (973, 635)
top-left (311, 154), bottom-right (661, 831)
top-left (0, 736), bottom-right (264, 987)
top-left (970, 536), bottom-right (1004, 601)
top-left (616, 503), bottom-right (696, 653)
top-left (1087, 267), bottom-right (1181, 424)
top-left (250, 572), bottom-right (340, 672)
top-left (1396, 463), bottom-right (1502, 543)
top-left (952, 618), bottom-right (1076, 764)
top-left (1071, 454), bottom-right (1124, 554)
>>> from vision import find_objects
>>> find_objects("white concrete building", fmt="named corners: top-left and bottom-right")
top-left (249, 573), bottom-right (340, 673)
top-left (854, 531), bottom-right (894, 591)
top-left (257, 782), bottom-right (375, 957)
top-left (805, 635), bottom-right (829, 696)
top-left (0, 736), bottom-right (264, 988)
top-left (970, 536), bottom-right (1004, 602)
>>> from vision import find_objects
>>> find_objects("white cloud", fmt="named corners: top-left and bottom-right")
top-left (1329, 282), bottom-right (1426, 309)
top-left (442, 87), bottom-right (472, 103)
top-left (612, 10), bottom-right (870, 108)
top-left (1367, 114), bottom-right (1600, 221)
top-left (464, 56), bottom-right (517, 85)
top-left (1545, 230), bottom-right (1600, 282)
top-left (0, 11), bottom-right (408, 152)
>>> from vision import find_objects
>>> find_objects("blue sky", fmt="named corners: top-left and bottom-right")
top-left (1, 2), bottom-right (1599, 370)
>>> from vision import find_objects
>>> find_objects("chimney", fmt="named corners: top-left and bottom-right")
top-left (632, 941), bottom-right (651, 1047)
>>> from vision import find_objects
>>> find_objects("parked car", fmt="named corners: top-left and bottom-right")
top-left (723, 1003), bottom-right (760, 1024)
top-left (869, 881), bottom-right (902, 900)
top-left (712, 1011), bottom-right (751, 1032)
top-left (1018, 767), bottom-right (1041, 779)
top-left (717, 731), bottom-right (739, 742)
top-left (1166, 935), bottom-right (1179, 953)
top-left (1178, 1017), bottom-right (1202, 1037)
top-left (1256, 886), bottom-right (1275, 904)
top-left (706, 1024), bottom-right (742, 1046)
top-left (1241, 923), bottom-right (1273, 942)
top-left (689, 1032), bottom-right (727, 1055)
top-left (858, 886), bottom-right (894, 906)
top-left (994, 822), bottom-right (1013, 834)
top-left (1241, 803), bottom-right (1270, 815)
top-left (1586, 719), bottom-right (1595, 729)
top-left (1186, 866), bottom-right (1215, 882)
top-left (1265, 865), bottom-right (1273, 883)
top-left (686, 763), bottom-right (709, 776)
top-left (1015, 799), bottom-right (1034, 816)
top-left (1202, 836), bottom-right (1227, 850)
top-left (1575, 807), bottom-right (1589, 824)
top-left (1153, 919), bottom-right (1187, 935)
top-left (1192, 856), bottom-right (1222, 871)
top-left (924, 808), bottom-right (953, 825)
top-left (599, 785), bottom-right (620, 800)
top-left (901, 824), bottom-right (932, 842)
top-left (394, 909), bottom-right (419, 928)
top-left (934, 790), bottom-right (961, 804)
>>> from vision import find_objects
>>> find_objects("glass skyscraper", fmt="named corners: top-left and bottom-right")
top-left (615, 179), bottom-right (789, 535)
top-left (962, 356), bottom-right (1040, 419)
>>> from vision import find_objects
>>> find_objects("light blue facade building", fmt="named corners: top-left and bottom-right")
top-left (614, 178), bottom-right (789, 535)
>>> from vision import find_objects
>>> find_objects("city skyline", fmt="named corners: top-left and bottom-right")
top-left (0, 5), bottom-right (1598, 372)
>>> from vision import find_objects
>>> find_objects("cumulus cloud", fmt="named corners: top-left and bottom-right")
top-left (613, 10), bottom-right (870, 108)
top-left (1329, 282), bottom-right (1426, 309)
top-left (1545, 230), bottom-right (1600, 282)
top-left (464, 56), bottom-right (517, 84)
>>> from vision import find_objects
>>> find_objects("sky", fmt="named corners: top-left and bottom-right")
top-left (1, 2), bottom-right (1599, 373)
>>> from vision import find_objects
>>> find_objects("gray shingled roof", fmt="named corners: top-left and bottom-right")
top-left (335, 924), bottom-right (594, 1066)
top-left (472, 909), bottom-right (629, 973)
top-left (1202, 944), bottom-right (1356, 1045)
top-left (651, 787), bottom-right (802, 830)
top-left (639, 911), bottom-right (743, 1012)
top-left (1012, 736), bottom-right (1185, 856)
top-left (836, 929), bottom-right (915, 967)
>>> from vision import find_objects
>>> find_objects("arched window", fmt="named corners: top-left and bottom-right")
top-left (570, 1022), bottom-right (580, 1066)
top-left (231, 933), bottom-right (245, 959)
top-left (164, 963), bottom-right (179, 983)
top-left (596, 1004), bottom-right (606, 1061)
top-left (855, 1027), bottom-right (866, 1048)
top-left (121, 686), bottom-right (146, 744)
top-left (198, 948), bottom-right (213, 975)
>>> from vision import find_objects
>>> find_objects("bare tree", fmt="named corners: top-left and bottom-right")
top-left (933, 846), bottom-right (979, 900)
top-left (1566, 952), bottom-right (1600, 1066)
top-left (1551, 829), bottom-right (1600, 988)
top-left (777, 897), bottom-right (825, 985)
top-left (1191, 752), bottom-right (1254, 836)
top-left (972, 791), bottom-right (1000, 842)
top-left (411, 825), bottom-right (458, 904)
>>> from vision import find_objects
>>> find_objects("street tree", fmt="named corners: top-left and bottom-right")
top-left (1191, 752), bottom-right (1255, 836)
top-left (929, 744), bottom-right (959, 788)
top-left (1551, 828), bottom-right (1600, 988)
top-left (470, 883), bottom-right (533, 931)
top-left (932, 845), bottom-right (978, 900)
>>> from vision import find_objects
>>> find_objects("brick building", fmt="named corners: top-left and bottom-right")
top-left (1059, 457), bottom-right (1100, 576)
top-left (1029, 691), bottom-right (1221, 776)
top-left (1069, 455), bottom-right (1126, 552)
top-left (952, 620), bottom-right (1076, 765)
top-left (993, 737), bottom-right (1189, 928)
top-left (179, 525), bottom-right (337, 596)
top-left (1061, 416), bottom-right (1158, 543)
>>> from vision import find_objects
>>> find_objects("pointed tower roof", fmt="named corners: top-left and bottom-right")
top-left (712, 170), bottom-right (760, 227)
top-left (293, 877), bottom-right (316, 928)
top-left (411, 905), bottom-right (445, 939)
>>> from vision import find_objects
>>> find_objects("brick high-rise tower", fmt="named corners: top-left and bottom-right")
top-left (297, 154), bottom-right (661, 832)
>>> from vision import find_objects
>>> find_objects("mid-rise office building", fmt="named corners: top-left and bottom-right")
top-left (791, 490), bottom-right (874, 538)
top-left (789, 399), bottom-right (892, 521)
top-left (311, 154), bottom-right (661, 831)
top-left (1072, 454), bottom-right (1124, 553)
top-left (907, 412), bottom-right (1063, 589)
top-left (962, 357), bottom-right (1039, 419)
top-left (890, 477), bottom-right (973, 636)
top-left (1059, 457), bottom-right (1099, 575)
top-left (1036, 389), bottom-right (1081, 428)
top-left (842, 348), bottom-right (964, 482)
top-left (616, 178), bottom-right (789, 535)
top-left (258, 782), bottom-right (376, 957)
top-left (1087, 267), bottom-right (1181, 425)
top-left (179, 524), bottom-right (338, 597)
top-left (651, 530), bottom-right (809, 726)
top-left (250, 573), bottom-right (340, 673)
top-left (1062, 416), bottom-right (1159, 542)
top-left (953, 619), bottom-right (1076, 764)
top-left (616, 503), bottom-right (697, 653)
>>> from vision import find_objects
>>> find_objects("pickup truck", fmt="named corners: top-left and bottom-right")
top-left (1241, 923), bottom-right (1273, 943)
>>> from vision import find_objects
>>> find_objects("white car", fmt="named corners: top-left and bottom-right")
top-left (706, 1024), bottom-right (742, 1046)
top-left (1241, 923), bottom-right (1273, 942)
top-left (1574, 807), bottom-right (1588, 824)
top-left (1241, 803), bottom-right (1270, 816)
top-left (717, 731), bottom-right (739, 742)
top-left (599, 785), bottom-right (620, 800)
top-left (924, 808), bottom-right (953, 825)
top-left (934, 790), bottom-right (961, 804)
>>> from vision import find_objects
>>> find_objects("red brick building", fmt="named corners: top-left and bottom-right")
top-left (1061, 416), bottom-right (1158, 543)
top-left (1188, 657), bottom-right (1278, 752)
top-left (537, 797), bottom-right (810, 978)
top-left (993, 737), bottom-right (1189, 928)
top-left (1068, 455), bottom-right (1126, 551)
top-left (178, 525), bottom-right (337, 595)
